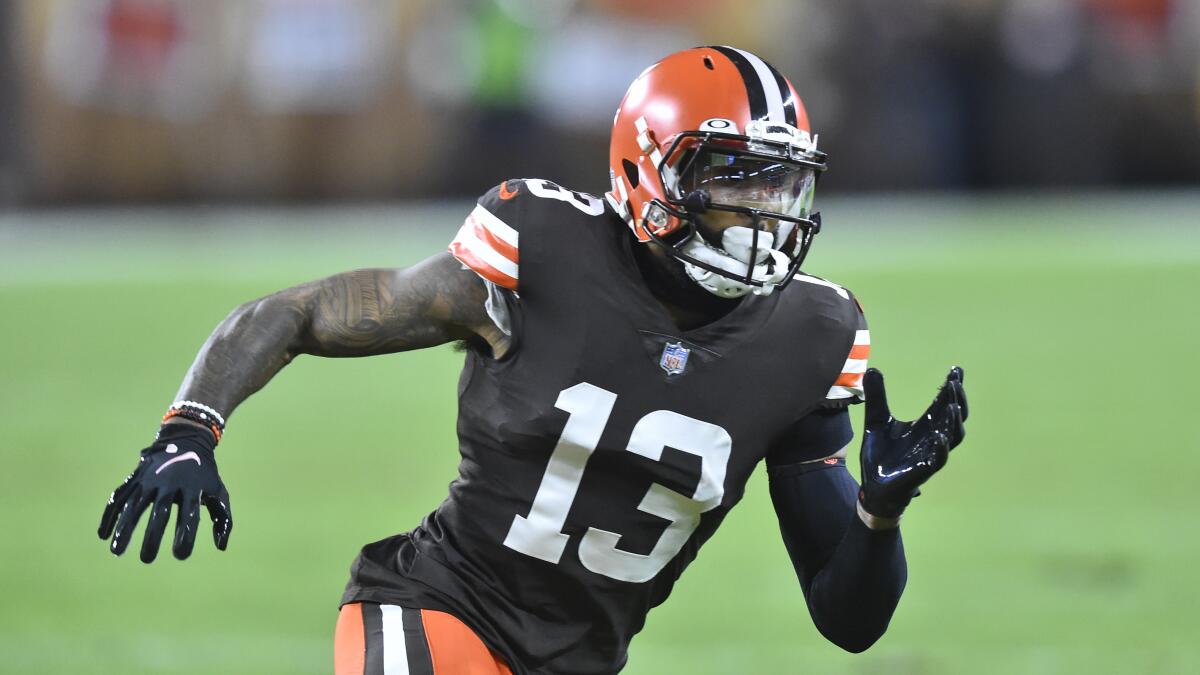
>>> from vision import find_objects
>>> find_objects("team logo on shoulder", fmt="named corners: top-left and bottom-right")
top-left (498, 180), bottom-right (520, 200)
top-left (660, 342), bottom-right (690, 375)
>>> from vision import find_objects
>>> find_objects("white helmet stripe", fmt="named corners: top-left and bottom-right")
top-left (732, 47), bottom-right (787, 123)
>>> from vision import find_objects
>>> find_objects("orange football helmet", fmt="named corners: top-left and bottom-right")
top-left (605, 46), bottom-right (827, 297)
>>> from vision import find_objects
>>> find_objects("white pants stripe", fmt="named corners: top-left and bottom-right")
top-left (380, 605), bottom-right (410, 675)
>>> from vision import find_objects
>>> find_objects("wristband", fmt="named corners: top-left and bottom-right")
top-left (162, 401), bottom-right (226, 443)
top-left (856, 499), bottom-right (902, 530)
top-left (170, 400), bottom-right (226, 428)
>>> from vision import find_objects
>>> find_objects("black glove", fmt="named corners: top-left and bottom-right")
top-left (98, 423), bottom-right (232, 563)
top-left (858, 366), bottom-right (968, 519)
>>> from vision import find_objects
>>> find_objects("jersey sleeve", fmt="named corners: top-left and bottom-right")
top-left (822, 296), bottom-right (870, 406)
top-left (764, 407), bottom-right (855, 467)
top-left (448, 181), bottom-right (523, 291)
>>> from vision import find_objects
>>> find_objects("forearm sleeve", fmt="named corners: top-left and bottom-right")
top-left (768, 459), bottom-right (907, 653)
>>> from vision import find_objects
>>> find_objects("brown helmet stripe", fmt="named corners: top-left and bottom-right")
top-left (708, 45), bottom-right (769, 121)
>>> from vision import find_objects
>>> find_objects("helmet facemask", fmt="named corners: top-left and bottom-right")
top-left (640, 127), bottom-right (827, 299)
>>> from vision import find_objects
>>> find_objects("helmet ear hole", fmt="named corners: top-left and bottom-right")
top-left (622, 158), bottom-right (640, 189)
top-left (702, 55), bottom-right (714, 70)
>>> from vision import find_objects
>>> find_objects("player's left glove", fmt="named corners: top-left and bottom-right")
top-left (98, 423), bottom-right (232, 563)
top-left (858, 366), bottom-right (968, 519)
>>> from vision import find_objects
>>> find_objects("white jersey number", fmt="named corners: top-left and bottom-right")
top-left (525, 179), bottom-right (607, 216)
top-left (503, 382), bottom-right (732, 583)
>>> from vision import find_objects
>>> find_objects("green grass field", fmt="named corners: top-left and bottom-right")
top-left (2, 192), bottom-right (1198, 674)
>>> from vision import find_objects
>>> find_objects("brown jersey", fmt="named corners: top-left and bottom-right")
top-left (342, 179), bottom-right (868, 674)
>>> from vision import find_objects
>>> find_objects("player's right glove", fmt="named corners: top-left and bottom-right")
top-left (858, 367), bottom-right (968, 519)
top-left (98, 423), bottom-right (232, 563)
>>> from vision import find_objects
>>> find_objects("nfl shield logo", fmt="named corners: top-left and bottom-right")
top-left (660, 342), bottom-right (690, 375)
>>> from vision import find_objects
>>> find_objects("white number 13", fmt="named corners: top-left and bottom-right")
top-left (503, 382), bottom-right (732, 583)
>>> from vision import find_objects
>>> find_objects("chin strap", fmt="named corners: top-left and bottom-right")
top-left (679, 226), bottom-right (790, 298)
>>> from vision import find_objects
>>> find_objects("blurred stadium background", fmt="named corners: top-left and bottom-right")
top-left (1, 1), bottom-right (1198, 673)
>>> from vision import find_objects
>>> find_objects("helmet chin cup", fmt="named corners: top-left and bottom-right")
top-left (679, 233), bottom-right (789, 299)
top-left (641, 197), bottom-right (819, 299)
top-left (720, 226), bottom-right (772, 266)
top-left (683, 263), bottom-right (754, 298)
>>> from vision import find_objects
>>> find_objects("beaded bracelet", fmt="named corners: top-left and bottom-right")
top-left (162, 401), bottom-right (226, 443)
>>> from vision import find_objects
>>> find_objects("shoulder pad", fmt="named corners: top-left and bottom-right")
top-left (448, 179), bottom-right (609, 291)
top-left (449, 181), bottom-right (523, 290)
top-left (791, 273), bottom-right (869, 404)
top-left (826, 283), bottom-right (868, 403)
top-left (478, 178), bottom-right (607, 217)
top-left (511, 178), bottom-right (607, 217)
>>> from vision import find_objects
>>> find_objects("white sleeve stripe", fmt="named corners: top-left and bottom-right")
top-left (841, 358), bottom-right (868, 374)
top-left (854, 329), bottom-right (870, 345)
top-left (454, 225), bottom-right (519, 279)
top-left (826, 385), bottom-right (863, 400)
top-left (471, 204), bottom-right (519, 247)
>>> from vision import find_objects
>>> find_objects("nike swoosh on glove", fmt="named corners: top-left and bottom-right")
top-left (98, 423), bottom-right (232, 563)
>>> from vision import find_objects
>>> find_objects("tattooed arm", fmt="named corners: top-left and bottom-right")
top-left (173, 251), bottom-right (506, 419)
top-left (98, 252), bottom-right (504, 560)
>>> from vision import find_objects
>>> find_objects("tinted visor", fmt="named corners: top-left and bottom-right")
top-left (678, 149), bottom-right (817, 220)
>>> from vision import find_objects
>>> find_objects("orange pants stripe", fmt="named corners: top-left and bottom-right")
top-left (335, 602), bottom-right (512, 675)
top-left (335, 603), bottom-right (368, 674)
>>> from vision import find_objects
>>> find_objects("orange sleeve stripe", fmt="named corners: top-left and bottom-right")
top-left (848, 344), bottom-right (870, 359)
top-left (333, 604), bottom-right (366, 675)
top-left (449, 240), bottom-right (519, 290)
top-left (470, 214), bottom-right (518, 264)
top-left (834, 372), bottom-right (864, 387)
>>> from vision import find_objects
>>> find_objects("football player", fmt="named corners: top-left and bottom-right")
top-left (99, 46), bottom-right (968, 674)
